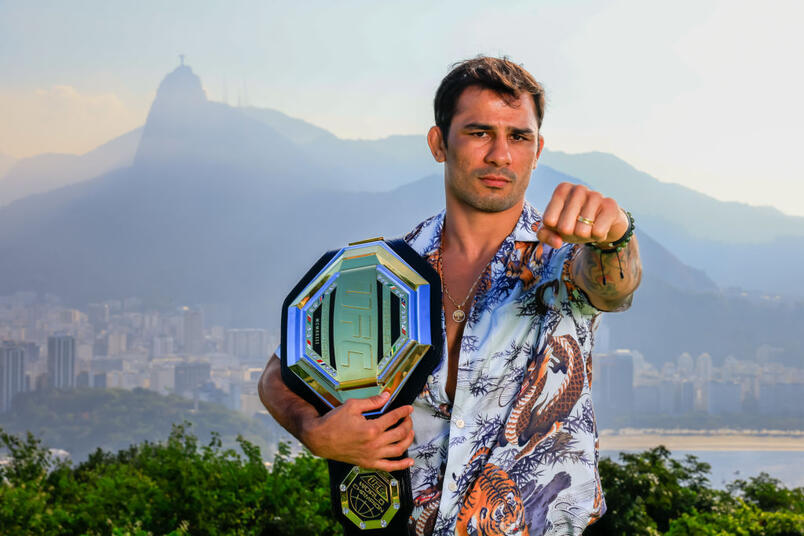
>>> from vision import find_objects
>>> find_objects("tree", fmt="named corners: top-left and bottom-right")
top-left (727, 472), bottom-right (804, 514)
top-left (1, 424), bottom-right (342, 535)
top-left (585, 445), bottom-right (718, 535)
top-left (666, 501), bottom-right (804, 536)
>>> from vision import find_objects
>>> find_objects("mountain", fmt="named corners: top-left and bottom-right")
top-left (1, 156), bottom-right (796, 367)
top-left (539, 150), bottom-right (804, 243)
top-left (0, 152), bottom-right (16, 178)
top-left (0, 128), bottom-right (142, 206)
top-left (8, 64), bottom-right (802, 295)
top-left (240, 106), bottom-right (335, 144)
top-left (539, 150), bottom-right (804, 295)
top-left (132, 66), bottom-right (332, 193)
top-left (241, 108), bottom-right (438, 192)
top-left (8, 101), bottom-right (803, 296)
top-left (1, 64), bottom-right (801, 368)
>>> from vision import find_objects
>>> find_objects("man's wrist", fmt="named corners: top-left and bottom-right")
top-left (589, 209), bottom-right (634, 250)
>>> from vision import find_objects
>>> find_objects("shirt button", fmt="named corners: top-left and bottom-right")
top-left (454, 418), bottom-right (465, 429)
top-left (448, 482), bottom-right (457, 492)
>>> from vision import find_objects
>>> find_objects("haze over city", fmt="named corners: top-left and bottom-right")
top-left (1, 0), bottom-right (803, 216)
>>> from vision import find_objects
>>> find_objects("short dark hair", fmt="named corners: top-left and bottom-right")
top-left (434, 56), bottom-right (546, 145)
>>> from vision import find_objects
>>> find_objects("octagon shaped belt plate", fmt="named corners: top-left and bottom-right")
top-left (283, 238), bottom-right (436, 416)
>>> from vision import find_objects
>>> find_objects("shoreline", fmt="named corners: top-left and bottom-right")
top-left (599, 429), bottom-right (804, 452)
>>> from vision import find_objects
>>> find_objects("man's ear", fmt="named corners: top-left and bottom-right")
top-left (533, 134), bottom-right (545, 169)
top-left (427, 126), bottom-right (447, 163)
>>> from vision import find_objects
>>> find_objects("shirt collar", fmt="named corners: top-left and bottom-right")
top-left (406, 200), bottom-right (542, 259)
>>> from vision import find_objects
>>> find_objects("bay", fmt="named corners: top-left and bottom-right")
top-left (600, 449), bottom-right (804, 489)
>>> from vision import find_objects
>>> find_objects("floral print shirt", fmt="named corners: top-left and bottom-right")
top-left (403, 201), bottom-right (607, 536)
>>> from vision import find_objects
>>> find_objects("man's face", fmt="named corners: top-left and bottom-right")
top-left (428, 86), bottom-right (543, 213)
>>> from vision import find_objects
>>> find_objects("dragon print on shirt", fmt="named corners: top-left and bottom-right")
top-left (502, 334), bottom-right (586, 460)
top-left (402, 201), bottom-right (612, 536)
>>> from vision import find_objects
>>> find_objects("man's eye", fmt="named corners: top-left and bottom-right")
top-left (470, 131), bottom-right (487, 137)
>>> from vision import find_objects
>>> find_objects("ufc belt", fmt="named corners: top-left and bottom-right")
top-left (280, 238), bottom-right (443, 535)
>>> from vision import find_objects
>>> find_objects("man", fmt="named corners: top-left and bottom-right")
top-left (259, 57), bottom-right (641, 535)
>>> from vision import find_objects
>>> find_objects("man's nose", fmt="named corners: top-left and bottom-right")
top-left (484, 136), bottom-right (512, 167)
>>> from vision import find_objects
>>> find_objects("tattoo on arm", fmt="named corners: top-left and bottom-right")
top-left (572, 237), bottom-right (642, 311)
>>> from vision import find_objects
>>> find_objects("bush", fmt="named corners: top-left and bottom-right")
top-left (1, 424), bottom-right (343, 536)
top-left (585, 446), bottom-right (718, 535)
top-left (666, 501), bottom-right (804, 536)
top-left (4, 428), bottom-right (803, 535)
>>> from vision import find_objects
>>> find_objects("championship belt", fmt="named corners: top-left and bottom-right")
top-left (280, 237), bottom-right (443, 535)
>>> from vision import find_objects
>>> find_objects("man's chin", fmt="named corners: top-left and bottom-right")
top-left (462, 194), bottom-right (520, 213)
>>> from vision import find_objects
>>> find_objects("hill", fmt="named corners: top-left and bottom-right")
top-left (0, 64), bottom-right (802, 367)
top-left (0, 127), bottom-right (141, 205)
top-left (539, 150), bottom-right (804, 295)
top-left (0, 151), bottom-right (15, 178)
top-left (0, 388), bottom-right (290, 463)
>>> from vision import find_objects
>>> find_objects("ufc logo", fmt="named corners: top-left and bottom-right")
top-left (340, 281), bottom-right (373, 370)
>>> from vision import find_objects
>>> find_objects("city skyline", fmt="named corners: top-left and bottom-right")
top-left (1, 1), bottom-right (803, 216)
top-left (3, 288), bottom-right (801, 421)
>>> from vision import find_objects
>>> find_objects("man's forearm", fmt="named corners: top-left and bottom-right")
top-left (571, 237), bottom-right (642, 312)
top-left (258, 354), bottom-right (320, 448)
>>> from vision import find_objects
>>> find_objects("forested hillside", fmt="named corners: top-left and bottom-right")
top-left (0, 388), bottom-right (288, 462)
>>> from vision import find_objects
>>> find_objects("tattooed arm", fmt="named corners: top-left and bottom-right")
top-left (571, 237), bottom-right (642, 311)
top-left (536, 182), bottom-right (642, 312)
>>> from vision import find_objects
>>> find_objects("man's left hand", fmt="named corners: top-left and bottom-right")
top-left (537, 182), bottom-right (628, 249)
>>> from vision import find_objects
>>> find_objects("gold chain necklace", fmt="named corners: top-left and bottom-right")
top-left (441, 257), bottom-right (488, 323)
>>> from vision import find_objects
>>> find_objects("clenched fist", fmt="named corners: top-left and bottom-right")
top-left (537, 182), bottom-right (629, 249)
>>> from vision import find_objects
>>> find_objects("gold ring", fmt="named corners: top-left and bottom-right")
top-left (577, 216), bottom-right (595, 226)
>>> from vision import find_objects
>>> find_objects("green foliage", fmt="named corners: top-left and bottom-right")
top-left (3, 427), bottom-right (803, 535)
top-left (665, 501), bottom-right (804, 536)
top-left (727, 472), bottom-right (804, 514)
top-left (585, 446), bottom-right (804, 535)
top-left (1, 423), bottom-right (343, 536)
top-left (262, 443), bottom-right (343, 536)
top-left (585, 446), bottom-right (719, 535)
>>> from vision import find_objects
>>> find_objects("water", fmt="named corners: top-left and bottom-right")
top-left (600, 450), bottom-right (804, 489)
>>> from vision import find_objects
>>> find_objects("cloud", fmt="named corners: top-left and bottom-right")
top-left (0, 85), bottom-right (147, 158)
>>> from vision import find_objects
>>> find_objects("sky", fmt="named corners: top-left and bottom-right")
top-left (1, 0), bottom-right (802, 216)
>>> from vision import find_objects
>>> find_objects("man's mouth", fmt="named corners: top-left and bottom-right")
top-left (478, 175), bottom-right (511, 188)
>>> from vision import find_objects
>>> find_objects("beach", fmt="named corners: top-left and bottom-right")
top-left (599, 429), bottom-right (804, 452)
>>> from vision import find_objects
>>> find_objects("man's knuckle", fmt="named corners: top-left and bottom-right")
top-left (361, 426), bottom-right (376, 441)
